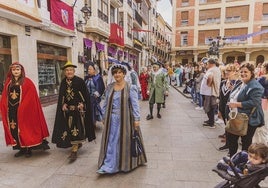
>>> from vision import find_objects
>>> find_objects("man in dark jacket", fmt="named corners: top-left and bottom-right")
top-left (52, 61), bottom-right (95, 162)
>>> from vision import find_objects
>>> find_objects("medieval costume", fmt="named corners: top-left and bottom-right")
top-left (146, 62), bottom-right (169, 120)
top-left (85, 63), bottom-right (105, 126)
top-left (97, 65), bottom-right (147, 174)
top-left (52, 61), bottom-right (95, 161)
top-left (139, 70), bottom-right (149, 100)
top-left (0, 62), bottom-right (49, 157)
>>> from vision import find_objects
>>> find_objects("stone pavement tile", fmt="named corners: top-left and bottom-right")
top-left (146, 152), bottom-right (172, 160)
top-left (40, 174), bottom-right (88, 188)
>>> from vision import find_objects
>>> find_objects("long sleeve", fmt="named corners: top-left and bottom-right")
top-left (129, 85), bottom-right (140, 121)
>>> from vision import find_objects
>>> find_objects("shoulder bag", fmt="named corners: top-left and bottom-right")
top-left (225, 108), bottom-right (255, 136)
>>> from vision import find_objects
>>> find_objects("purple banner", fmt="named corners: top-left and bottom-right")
top-left (84, 38), bottom-right (92, 49)
top-left (96, 42), bottom-right (105, 52)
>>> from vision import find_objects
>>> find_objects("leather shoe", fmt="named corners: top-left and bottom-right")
top-left (14, 150), bottom-right (25, 157)
top-left (146, 114), bottom-right (153, 120)
top-left (218, 145), bottom-right (228, 151)
top-left (157, 114), bottom-right (161, 118)
top-left (69, 152), bottom-right (77, 161)
top-left (25, 149), bottom-right (32, 158)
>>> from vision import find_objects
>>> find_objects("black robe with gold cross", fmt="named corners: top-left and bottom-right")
top-left (52, 76), bottom-right (95, 148)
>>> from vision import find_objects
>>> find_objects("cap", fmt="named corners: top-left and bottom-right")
top-left (61, 61), bottom-right (77, 70)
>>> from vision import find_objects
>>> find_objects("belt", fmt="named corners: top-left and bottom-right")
top-left (68, 105), bottom-right (78, 111)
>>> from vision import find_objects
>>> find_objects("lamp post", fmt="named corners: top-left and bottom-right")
top-left (76, 3), bottom-right (92, 28)
top-left (207, 36), bottom-right (226, 59)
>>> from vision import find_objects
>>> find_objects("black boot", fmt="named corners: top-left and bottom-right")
top-left (14, 149), bottom-right (25, 157)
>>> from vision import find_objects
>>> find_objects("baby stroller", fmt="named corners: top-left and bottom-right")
top-left (183, 79), bottom-right (194, 94)
top-left (213, 152), bottom-right (268, 188)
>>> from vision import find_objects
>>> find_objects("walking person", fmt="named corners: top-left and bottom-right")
top-left (227, 62), bottom-right (264, 157)
top-left (0, 62), bottom-right (50, 157)
top-left (97, 64), bottom-right (147, 174)
top-left (146, 61), bottom-right (169, 120)
top-left (139, 66), bottom-right (149, 100)
top-left (85, 62), bottom-right (105, 127)
top-left (52, 61), bottom-right (96, 162)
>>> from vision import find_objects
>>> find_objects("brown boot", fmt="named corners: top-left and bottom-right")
top-left (68, 151), bottom-right (77, 161)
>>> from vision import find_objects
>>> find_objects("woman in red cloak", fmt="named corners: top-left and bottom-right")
top-left (0, 62), bottom-right (49, 157)
top-left (139, 67), bottom-right (149, 100)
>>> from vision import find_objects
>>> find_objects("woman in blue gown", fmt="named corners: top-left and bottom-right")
top-left (97, 64), bottom-right (147, 174)
top-left (85, 63), bottom-right (105, 127)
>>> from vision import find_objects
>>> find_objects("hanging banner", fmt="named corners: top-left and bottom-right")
top-left (226, 29), bottom-right (268, 40)
top-left (50, 0), bottom-right (74, 30)
top-left (109, 23), bottom-right (124, 47)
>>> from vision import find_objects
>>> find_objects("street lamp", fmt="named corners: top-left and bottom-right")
top-left (76, 3), bottom-right (92, 28)
top-left (207, 36), bottom-right (226, 58)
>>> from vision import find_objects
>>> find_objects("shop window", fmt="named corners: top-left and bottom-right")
top-left (37, 43), bottom-right (67, 103)
top-left (0, 35), bottom-right (12, 84)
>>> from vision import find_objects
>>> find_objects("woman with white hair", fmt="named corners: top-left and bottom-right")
top-left (85, 62), bottom-right (105, 127)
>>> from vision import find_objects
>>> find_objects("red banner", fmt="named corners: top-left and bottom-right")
top-left (109, 23), bottom-right (124, 47)
top-left (50, 0), bottom-right (74, 30)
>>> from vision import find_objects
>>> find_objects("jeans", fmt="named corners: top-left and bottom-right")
top-left (196, 92), bottom-right (203, 107)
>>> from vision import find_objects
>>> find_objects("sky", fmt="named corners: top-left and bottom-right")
top-left (157, 0), bottom-right (172, 26)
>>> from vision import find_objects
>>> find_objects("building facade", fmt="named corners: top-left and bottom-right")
top-left (0, 0), bottom-right (171, 105)
top-left (172, 0), bottom-right (268, 65)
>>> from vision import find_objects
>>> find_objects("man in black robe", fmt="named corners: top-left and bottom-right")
top-left (52, 61), bottom-right (95, 161)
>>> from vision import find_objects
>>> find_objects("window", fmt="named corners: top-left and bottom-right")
top-left (0, 35), bottom-right (12, 85)
top-left (181, 32), bottom-right (188, 46)
top-left (110, 6), bottom-right (115, 23)
top-left (181, 11), bottom-right (188, 26)
top-left (127, 14), bottom-right (132, 39)
top-left (37, 43), bottom-right (67, 98)
top-left (98, 0), bottom-right (108, 23)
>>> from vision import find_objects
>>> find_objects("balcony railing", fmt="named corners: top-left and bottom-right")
top-left (98, 10), bottom-right (108, 23)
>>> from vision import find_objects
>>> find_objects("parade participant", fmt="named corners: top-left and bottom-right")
top-left (139, 66), bottom-right (149, 100)
top-left (52, 61), bottom-right (95, 162)
top-left (0, 62), bottom-right (50, 157)
top-left (85, 62), bottom-right (105, 127)
top-left (97, 64), bottom-right (147, 174)
top-left (146, 61), bottom-right (169, 120)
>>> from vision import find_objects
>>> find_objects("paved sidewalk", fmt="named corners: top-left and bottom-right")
top-left (0, 87), bottom-right (267, 188)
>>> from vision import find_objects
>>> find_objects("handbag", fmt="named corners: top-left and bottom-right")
top-left (225, 108), bottom-right (255, 136)
top-left (131, 130), bottom-right (144, 157)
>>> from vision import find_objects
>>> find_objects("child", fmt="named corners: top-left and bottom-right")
top-left (217, 143), bottom-right (268, 176)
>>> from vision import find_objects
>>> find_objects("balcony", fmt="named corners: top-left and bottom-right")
top-left (110, 0), bottom-right (123, 8)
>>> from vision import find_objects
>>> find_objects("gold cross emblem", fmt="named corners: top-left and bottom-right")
top-left (10, 89), bottom-right (19, 100)
top-left (9, 120), bottom-right (16, 129)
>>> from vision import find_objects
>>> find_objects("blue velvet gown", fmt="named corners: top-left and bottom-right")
top-left (99, 86), bottom-right (140, 173)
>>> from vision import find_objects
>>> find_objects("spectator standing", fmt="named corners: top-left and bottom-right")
top-left (201, 58), bottom-right (221, 128)
top-left (228, 62), bottom-right (264, 157)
